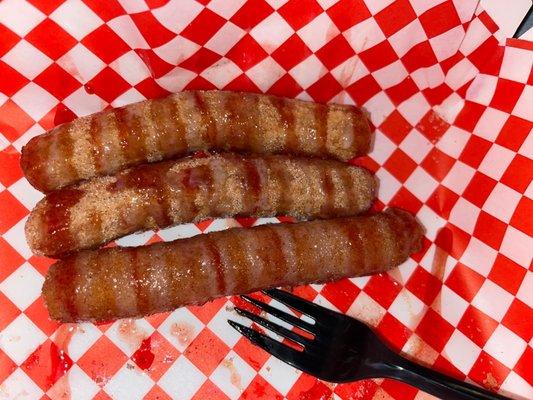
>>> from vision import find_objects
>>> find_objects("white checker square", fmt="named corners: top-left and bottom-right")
top-left (0, 369), bottom-right (43, 400)
top-left (12, 82), bottom-right (58, 121)
top-left (0, 131), bottom-right (10, 151)
top-left (347, 292), bottom-right (386, 328)
top-left (464, 73), bottom-right (498, 106)
top-left (501, 371), bottom-right (533, 400)
top-left (453, 0), bottom-right (478, 23)
top-left (484, 325), bottom-right (527, 369)
top-left (460, 237), bottom-right (497, 277)
top-left (106, 319), bottom-right (155, 356)
top-left (2, 40), bottom-right (52, 80)
top-left (152, 0), bottom-right (203, 33)
top-left (364, 0), bottom-right (395, 14)
top-left (207, 299), bottom-right (253, 347)
top-left (57, 323), bottom-right (102, 362)
top-left (500, 47), bottom-right (531, 83)
top-left (259, 355), bottom-right (300, 395)
top-left (369, 129), bottom-right (396, 165)
top-left (205, 22), bottom-right (246, 56)
top-left (478, 144), bottom-right (515, 181)
top-left (410, 0), bottom-right (447, 14)
top-left (388, 288), bottom-right (426, 329)
top-left (50, 0), bottom-right (103, 40)
top-left (442, 161), bottom-right (475, 195)
top-left (500, 226), bottom-right (533, 267)
top-left (388, 19), bottom-right (427, 58)
top-left (442, 330), bottom-right (481, 374)
top-left (0, 314), bottom-right (47, 365)
top-left (115, 230), bottom-right (156, 247)
top-left (158, 223), bottom-right (202, 241)
top-left (518, 126), bottom-right (533, 158)
top-left (374, 167), bottom-right (401, 204)
top-left (3, 216), bottom-right (32, 260)
top-left (399, 129), bottom-right (432, 163)
top-left (434, 93), bottom-right (464, 124)
top-left (372, 60), bottom-right (408, 89)
top-left (314, 293), bottom-right (341, 312)
top-left (397, 92), bottom-right (431, 126)
top-left (289, 54), bottom-right (327, 89)
top-left (210, 352), bottom-right (256, 398)
top-left (104, 364), bottom-right (154, 400)
top-left (516, 272), bottom-right (533, 308)
top-left (250, 12), bottom-right (294, 53)
top-left (0, 262), bottom-right (43, 310)
top-left (482, 183), bottom-right (521, 223)
top-left (265, 0), bottom-right (290, 8)
top-left (343, 17), bottom-right (386, 52)
top-left (429, 26), bottom-right (465, 62)
top-left (108, 15), bottom-right (149, 50)
top-left (109, 51), bottom-right (151, 86)
top-left (416, 206), bottom-right (446, 242)
top-left (512, 84), bottom-right (532, 122)
top-left (350, 275), bottom-right (371, 289)
top-left (7, 178), bottom-right (43, 211)
top-left (154, 36), bottom-right (200, 65)
top-left (0, 0), bottom-right (45, 37)
top-left (201, 59), bottom-right (242, 88)
top-left (111, 88), bottom-right (146, 108)
top-left (117, 0), bottom-right (149, 13)
top-left (208, 0), bottom-right (247, 19)
top-left (63, 87), bottom-right (106, 118)
top-left (472, 280), bottom-right (514, 322)
top-left (473, 107), bottom-right (508, 142)
top-left (158, 308), bottom-right (204, 352)
top-left (402, 334), bottom-right (438, 365)
top-left (445, 58), bottom-right (478, 91)
top-left (410, 64), bottom-right (445, 91)
top-left (246, 57), bottom-right (285, 92)
top-left (363, 91), bottom-right (395, 126)
top-left (159, 355), bottom-right (206, 400)
top-left (12, 124), bottom-right (44, 152)
top-left (458, 17), bottom-right (491, 55)
top-left (330, 56), bottom-right (369, 87)
top-left (449, 198), bottom-right (480, 235)
top-left (57, 43), bottom-right (106, 83)
top-left (388, 257), bottom-right (417, 285)
top-left (156, 67), bottom-right (198, 93)
top-left (48, 366), bottom-right (99, 400)
top-left (297, 12), bottom-right (339, 52)
top-left (437, 286), bottom-right (469, 326)
top-left (419, 244), bottom-right (456, 280)
top-left (404, 167), bottom-right (439, 202)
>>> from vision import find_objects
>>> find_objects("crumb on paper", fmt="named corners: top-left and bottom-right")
top-left (483, 372), bottom-right (498, 390)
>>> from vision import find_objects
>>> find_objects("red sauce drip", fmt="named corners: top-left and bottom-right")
top-left (43, 189), bottom-right (84, 255)
top-left (205, 238), bottom-right (225, 294)
top-left (431, 227), bottom-right (451, 314)
top-left (180, 165), bottom-right (213, 191)
top-left (131, 337), bottom-right (155, 370)
top-left (48, 325), bottom-right (77, 396)
top-left (314, 104), bottom-right (328, 154)
top-left (114, 107), bottom-right (147, 163)
top-left (54, 104), bottom-right (77, 126)
top-left (271, 97), bottom-right (296, 151)
top-left (84, 84), bottom-right (95, 94)
top-left (193, 92), bottom-right (217, 145)
top-left (242, 159), bottom-right (261, 210)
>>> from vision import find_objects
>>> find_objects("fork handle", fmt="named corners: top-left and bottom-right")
top-left (381, 358), bottom-right (512, 400)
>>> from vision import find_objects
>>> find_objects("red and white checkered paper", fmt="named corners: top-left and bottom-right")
top-left (0, 0), bottom-right (531, 399)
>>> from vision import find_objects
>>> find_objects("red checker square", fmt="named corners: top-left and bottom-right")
top-left (84, 0), bottom-right (125, 22)
top-left (459, 135), bottom-right (492, 169)
top-left (402, 41), bottom-right (438, 71)
top-left (26, 19), bottom-right (76, 60)
top-left (230, 0), bottom-right (274, 30)
top-left (422, 83), bottom-right (454, 106)
top-left (334, 379), bottom-right (378, 400)
top-left (81, 24), bottom-right (130, 64)
top-left (383, 149), bottom-right (418, 182)
top-left (426, 185), bottom-right (459, 220)
top-left (510, 197), bottom-right (532, 235)
top-left (135, 78), bottom-right (171, 99)
top-left (386, 76), bottom-right (419, 105)
top-left (184, 328), bottom-right (230, 376)
top-left (419, 1), bottom-right (461, 38)
top-left (29, 255), bottom-right (54, 276)
top-left (136, 48), bottom-right (175, 78)
top-left (0, 349), bottom-right (16, 384)
top-left (379, 110), bottom-right (412, 145)
top-left (469, 37), bottom-right (503, 76)
top-left (421, 148), bottom-right (455, 182)
top-left (473, 211), bottom-right (507, 250)
top-left (21, 340), bottom-right (73, 391)
top-left (406, 266), bottom-right (443, 306)
top-left (501, 154), bottom-right (530, 193)
top-left (180, 8), bottom-right (226, 46)
top-left (191, 380), bottom-right (229, 400)
top-left (0, 61), bottom-right (29, 97)
top-left (490, 78), bottom-right (525, 114)
top-left (289, 285), bottom-right (319, 302)
top-left (0, 237), bottom-right (24, 282)
top-left (179, 48), bottom-right (222, 74)
top-left (0, 293), bottom-right (20, 331)
top-left (445, 263), bottom-right (484, 302)
top-left (346, 74), bottom-right (381, 105)
top-left (266, 73), bottom-right (304, 98)
top-left (271, 34), bottom-right (312, 71)
top-left (0, 147), bottom-right (22, 190)
top-left (478, 11), bottom-right (500, 34)
top-left (488, 255), bottom-right (527, 296)
top-left (27, 0), bottom-right (65, 15)
top-left (286, 374), bottom-right (332, 400)
top-left (350, 155), bottom-right (380, 173)
top-left (145, 311), bottom-right (170, 329)
top-left (376, 313), bottom-right (412, 351)
top-left (77, 336), bottom-right (128, 383)
top-left (0, 191), bottom-right (28, 234)
top-left (454, 101), bottom-right (485, 132)
top-left (38, 104), bottom-right (75, 131)
top-left (226, 35), bottom-right (268, 70)
top-left (225, 74), bottom-right (262, 93)
top-left (381, 379), bottom-right (418, 400)
top-left (327, 0), bottom-right (371, 31)
top-left (34, 64), bottom-right (81, 101)
top-left (514, 346), bottom-right (533, 386)
top-left (468, 351), bottom-right (510, 391)
top-left (415, 308), bottom-right (454, 352)
top-left (188, 297), bottom-right (227, 324)
top-left (501, 299), bottom-right (532, 342)
top-left (364, 273), bottom-right (402, 309)
top-left (130, 11), bottom-right (176, 48)
top-left (145, 385), bottom-right (173, 400)
top-left (0, 24), bottom-right (19, 57)
top-left (85, 67), bottom-right (130, 103)
top-left (137, 332), bottom-right (179, 381)
top-left (359, 40), bottom-right (398, 71)
top-left (315, 34), bottom-right (355, 70)
top-left (462, 172), bottom-right (497, 208)
top-left (390, 187), bottom-right (423, 215)
top-left (321, 278), bottom-right (360, 313)
top-left (0, 100), bottom-right (35, 142)
top-left (433, 354), bottom-right (465, 381)
top-left (306, 73), bottom-right (343, 103)
top-left (25, 297), bottom-right (61, 337)
top-left (374, 0), bottom-right (417, 36)
top-left (242, 375), bottom-right (283, 400)
top-left (457, 305), bottom-right (498, 347)
top-left (416, 110), bottom-right (450, 143)
top-left (496, 116), bottom-right (531, 152)
top-left (233, 336), bottom-right (270, 371)
top-left (278, 0), bottom-right (323, 31)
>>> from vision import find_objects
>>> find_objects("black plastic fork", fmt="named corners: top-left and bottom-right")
top-left (228, 289), bottom-right (511, 400)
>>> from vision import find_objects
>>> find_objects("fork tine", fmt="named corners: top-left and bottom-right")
top-left (228, 320), bottom-right (312, 370)
top-left (264, 289), bottom-right (334, 319)
top-left (241, 295), bottom-right (315, 332)
top-left (234, 307), bottom-right (313, 347)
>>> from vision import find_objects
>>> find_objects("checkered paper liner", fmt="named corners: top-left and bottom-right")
top-left (0, 0), bottom-right (531, 399)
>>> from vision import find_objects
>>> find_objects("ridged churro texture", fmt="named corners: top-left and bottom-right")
top-left (42, 208), bottom-right (423, 322)
top-left (26, 154), bottom-right (375, 258)
top-left (21, 91), bottom-right (371, 192)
